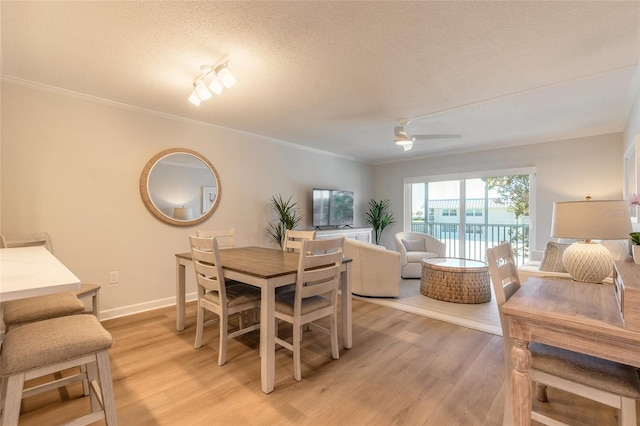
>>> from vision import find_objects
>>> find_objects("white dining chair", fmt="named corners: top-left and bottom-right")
top-left (190, 235), bottom-right (261, 366)
top-left (274, 236), bottom-right (344, 381)
top-left (196, 228), bottom-right (236, 249)
top-left (282, 229), bottom-right (316, 252)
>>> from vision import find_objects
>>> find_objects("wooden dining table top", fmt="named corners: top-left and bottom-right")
top-left (176, 246), bottom-right (351, 280)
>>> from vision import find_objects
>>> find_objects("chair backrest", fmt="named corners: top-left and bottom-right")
top-left (1, 232), bottom-right (53, 252)
top-left (294, 237), bottom-right (344, 311)
top-left (283, 229), bottom-right (316, 252)
top-left (189, 235), bottom-right (226, 301)
top-left (394, 231), bottom-right (446, 256)
top-left (486, 242), bottom-right (521, 308)
top-left (486, 242), bottom-right (522, 378)
top-left (195, 229), bottom-right (236, 250)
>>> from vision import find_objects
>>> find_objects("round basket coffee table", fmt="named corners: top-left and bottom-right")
top-left (421, 257), bottom-right (491, 304)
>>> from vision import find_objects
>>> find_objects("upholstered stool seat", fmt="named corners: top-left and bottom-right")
top-left (0, 315), bottom-right (117, 425)
top-left (2, 292), bottom-right (85, 328)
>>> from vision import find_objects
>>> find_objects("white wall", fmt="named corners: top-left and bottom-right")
top-left (372, 133), bottom-right (624, 250)
top-left (1, 82), bottom-right (373, 318)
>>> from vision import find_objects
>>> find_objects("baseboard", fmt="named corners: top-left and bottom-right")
top-left (99, 291), bottom-right (198, 321)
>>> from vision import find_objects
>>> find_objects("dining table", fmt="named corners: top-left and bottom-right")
top-left (501, 277), bottom-right (640, 425)
top-left (175, 246), bottom-right (353, 394)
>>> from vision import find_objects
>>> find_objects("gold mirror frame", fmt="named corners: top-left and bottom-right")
top-left (140, 148), bottom-right (221, 226)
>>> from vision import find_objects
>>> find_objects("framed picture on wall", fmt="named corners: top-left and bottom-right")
top-left (202, 186), bottom-right (217, 214)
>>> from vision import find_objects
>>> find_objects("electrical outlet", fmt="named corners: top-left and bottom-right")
top-left (109, 271), bottom-right (119, 284)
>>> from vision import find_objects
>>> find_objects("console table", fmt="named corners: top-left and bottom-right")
top-left (502, 277), bottom-right (640, 425)
top-left (315, 227), bottom-right (372, 243)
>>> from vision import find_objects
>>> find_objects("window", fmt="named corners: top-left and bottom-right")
top-left (405, 168), bottom-right (535, 264)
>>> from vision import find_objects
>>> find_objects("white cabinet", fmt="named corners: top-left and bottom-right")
top-left (315, 227), bottom-right (372, 243)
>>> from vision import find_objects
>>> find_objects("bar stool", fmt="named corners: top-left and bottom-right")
top-left (0, 315), bottom-right (117, 425)
top-left (2, 292), bottom-right (85, 330)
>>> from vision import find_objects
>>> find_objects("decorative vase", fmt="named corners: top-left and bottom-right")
top-left (633, 245), bottom-right (640, 265)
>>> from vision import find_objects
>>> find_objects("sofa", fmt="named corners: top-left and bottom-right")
top-left (344, 238), bottom-right (401, 297)
top-left (394, 232), bottom-right (447, 279)
top-left (517, 239), bottom-right (630, 284)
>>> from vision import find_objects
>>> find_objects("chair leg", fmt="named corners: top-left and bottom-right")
top-left (1, 374), bottom-right (25, 426)
top-left (86, 360), bottom-right (101, 414)
top-left (96, 350), bottom-right (118, 426)
top-left (0, 376), bottom-right (6, 415)
top-left (218, 313), bottom-right (228, 366)
top-left (293, 321), bottom-right (302, 381)
top-left (194, 304), bottom-right (205, 349)
top-left (92, 291), bottom-right (100, 320)
top-left (330, 312), bottom-right (339, 360)
top-left (80, 364), bottom-right (90, 396)
top-left (619, 397), bottom-right (636, 426)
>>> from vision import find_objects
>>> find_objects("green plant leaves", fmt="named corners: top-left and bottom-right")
top-left (365, 198), bottom-right (395, 245)
top-left (265, 194), bottom-right (302, 249)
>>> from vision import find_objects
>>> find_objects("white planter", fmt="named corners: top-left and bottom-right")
top-left (633, 245), bottom-right (640, 265)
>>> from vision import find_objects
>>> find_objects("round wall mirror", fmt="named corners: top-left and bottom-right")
top-left (140, 148), bottom-right (221, 226)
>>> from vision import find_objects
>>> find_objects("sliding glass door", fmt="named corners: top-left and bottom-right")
top-left (406, 169), bottom-right (534, 264)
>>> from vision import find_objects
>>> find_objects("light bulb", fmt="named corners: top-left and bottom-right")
top-left (217, 66), bottom-right (236, 88)
top-left (208, 75), bottom-right (224, 95)
top-left (188, 90), bottom-right (201, 106)
top-left (194, 80), bottom-right (212, 100)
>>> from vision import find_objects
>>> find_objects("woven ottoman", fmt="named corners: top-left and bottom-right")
top-left (421, 257), bottom-right (491, 304)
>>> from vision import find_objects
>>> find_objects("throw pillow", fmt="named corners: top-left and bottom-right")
top-left (402, 238), bottom-right (426, 252)
top-left (539, 242), bottom-right (570, 273)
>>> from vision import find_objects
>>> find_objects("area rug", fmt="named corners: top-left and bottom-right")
top-left (353, 279), bottom-right (502, 336)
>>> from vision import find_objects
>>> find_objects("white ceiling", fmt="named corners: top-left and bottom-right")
top-left (2, 1), bottom-right (639, 164)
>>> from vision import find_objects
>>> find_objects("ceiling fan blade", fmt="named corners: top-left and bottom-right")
top-left (412, 134), bottom-right (462, 140)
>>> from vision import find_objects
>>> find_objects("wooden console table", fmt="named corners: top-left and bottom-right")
top-left (502, 276), bottom-right (640, 425)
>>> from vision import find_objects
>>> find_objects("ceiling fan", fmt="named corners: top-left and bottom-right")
top-left (394, 119), bottom-right (462, 151)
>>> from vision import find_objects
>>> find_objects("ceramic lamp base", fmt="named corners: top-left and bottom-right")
top-left (633, 245), bottom-right (640, 265)
top-left (562, 241), bottom-right (612, 284)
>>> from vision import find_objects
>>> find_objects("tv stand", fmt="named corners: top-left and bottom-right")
top-left (315, 227), bottom-right (372, 243)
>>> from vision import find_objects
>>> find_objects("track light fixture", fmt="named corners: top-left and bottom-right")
top-left (188, 61), bottom-right (236, 106)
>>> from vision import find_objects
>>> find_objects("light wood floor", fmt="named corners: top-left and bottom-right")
top-left (14, 299), bottom-right (636, 425)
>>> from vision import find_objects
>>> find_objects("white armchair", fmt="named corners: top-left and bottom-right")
top-left (394, 232), bottom-right (446, 278)
top-left (344, 238), bottom-right (401, 297)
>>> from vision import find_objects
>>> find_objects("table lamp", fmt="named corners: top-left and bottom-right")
top-left (551, 197), bottom-right (631, 283)
top-left (173, 206), bottom-right (193, 221)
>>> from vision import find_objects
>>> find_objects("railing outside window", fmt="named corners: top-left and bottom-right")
top-left (410, 221), bottom-right (529, 265)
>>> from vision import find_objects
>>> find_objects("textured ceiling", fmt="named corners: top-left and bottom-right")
top-left (2, 1), bottom-right (639, 163)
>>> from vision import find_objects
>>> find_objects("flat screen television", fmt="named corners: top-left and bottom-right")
top-left (312, 188), bottom-right (354, 228)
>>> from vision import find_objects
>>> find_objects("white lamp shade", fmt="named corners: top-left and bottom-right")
top-left (188, 90), bottom-right (201, 106)
top-left (208, 75), bottom-right (224, 95)
top-left (551, 199), bottom-right (631, 240)
top-left (217, 66), bottom-right (236, 88)
top-left (194, 80), bottom-right (212, 100)
top-left (173, 207), bottom-right (193, 221)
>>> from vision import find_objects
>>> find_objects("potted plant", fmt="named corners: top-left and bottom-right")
top-left (365, 198), bottom-right (395, 245)
top-left (265, 194), bottom-right (302, 249)
top-left (630, 232), bottom-right (640, 264)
